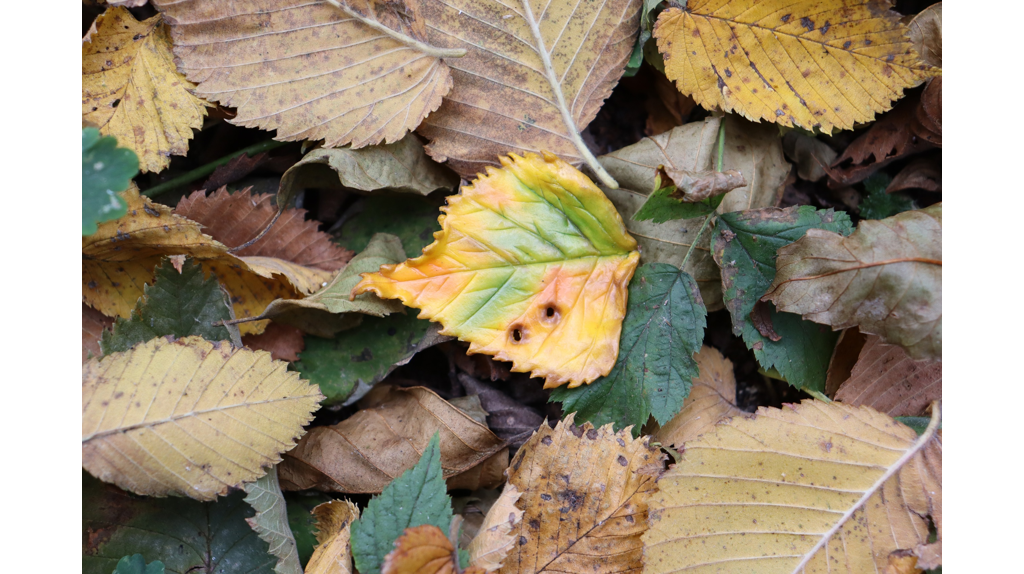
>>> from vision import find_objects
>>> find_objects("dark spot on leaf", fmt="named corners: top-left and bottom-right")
top-left (519, 537), bottom-right (527, 545)
top-left (843, 40), bottom-right (852, 49)
top-left (541, 435), bottom-right (553, 445)
top-left (800, 17), bottom-right (814, 31)
top-left (540, 493), bottom-right (552, 501)
top-left (781, 14), bottom-right (791, 22)
top-left (617, 455), bottom-right (628, 466)
top-left (586, 429), bottom-right (598, 440)
top-left (111, 98), bottom-right (120, 108)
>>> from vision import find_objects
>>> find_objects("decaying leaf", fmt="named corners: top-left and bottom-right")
top-left (654, 0), bottom-right (936, 133)
top-left (907, 3), bottom-right (942, 69)
top-left (151, 0), bottom-right (455, 149)
top-left (417, 0), bottom-right (642, 187)
top-left (83, 304), bottom-right (113, 363)
top-left (466, 485), bottom-right (523, 572)
top-left (381, 524), bottom-right (484, 574)
top-left (242, 322), bottom-right (307, 363)
top-left (783, 132), bottom-right (837, 183)
top-left (279, 386), bottom-right (506, 493)
top-left (644, 400), bottom-right (942, 574)
top-left (888, 154), bottom-right (941, 193)
top-left (306, 500), bottom-right (360, 574)
top-left (82, 128), bottom-right (136, 235)
top-left (244, 468), bottom-right (303, 574)
top-left (500, 415), bottom-right (664, 574)
top-left (633, 167), bottom-right (744, 224)
top-left (653, 346), bottom-right (742, 450)
top-left (354, 152), bottom-right (641, 388)
top-left (763, 204), bottom-right (942, 360)
top-left (82, 7), bottom-right (209, 173)
top-left (82, 336), bottom-right (323, 500)
top-left (834, 335), bottom-right (941, 417)
top-left (459, 374), bottom-right (545, 448)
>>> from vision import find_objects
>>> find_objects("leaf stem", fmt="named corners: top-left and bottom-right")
top-left (324, 0), bottom-right (466, 59)
top-left (141, 138), bottom-right (289, 198)
top-left (716, 115), bottom-right (726, 172)
top-left (679, 116), bottom-right (728, 269)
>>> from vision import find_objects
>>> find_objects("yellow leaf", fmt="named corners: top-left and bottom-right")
top-left (82, 336), bottom-right (323, 501)
top-left (466, 484), bottom-right (523, 572)
top-left (653, 1), bottom-right (937, 133)
top-left (644, 400), bottom-right (942, 573)
top-left (82, 186), bottom-right (336, 335)
top-left (307, 500), bottom-right (360, 574)
top-left (82, 7), bottom-right (210, 173)
top-left (500, 415), bottom-right (663, 574)
top-left (416, 0), bottom-right (642, 188)
top-left (383, 524), bottom-right (489, 574)
top-left (652, 346), bottom-right (742, 450)
top-left (150, 0), bottom-right (456, 148)
top-left (354, 152), bottom-right (640, 388)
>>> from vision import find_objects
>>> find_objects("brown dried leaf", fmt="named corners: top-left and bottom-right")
top-left (278, 386), bottom-right (507, 493)
top-left (458, 374), bottom-right (545, 448)
top-left (645, 72), bottom-right (697, 137)
top-left (307, 500), bottom-right (360, 574)
top-left (499, 415), bottom-right (663, 574)
top-left (834, 335), bottom-right (941, 417)
top-left (467, 484), bottom-right (524, 572)
top-left (665, 167), bottom-right (746, 202)
top-left (653, 346), bottom-right (742, 450)
top-left (913, 77), bottom-right (942, 147)
top-left (382, 524), bottom-right (487, 574)
top-left (827, 97), bottom-right (935, 186)
top-left (151, 0), bottom-right (454, 148)
top-left (907, 3), bottom-right (942, 69)
top-left (783, 132), bottom-right (837, 182)
top-left (824, 327), bottom-right (867, 397)
top-left (242, 322), bottom-right (306, 362)
top-left (82, 304), bottom-right (113, 364)
top-left (888, 154), bottom-right (941, 193)
top-left (203, 152), bottom-right (270, 191)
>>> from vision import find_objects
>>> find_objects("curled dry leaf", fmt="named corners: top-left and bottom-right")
top-left (82, 336), bottom-right (323, 501)
top-left (382, 524), bottom-right (486, 574)
top-left (500, 415), bottom-right (664, 574)
top-left (888, 154), bottom-right (941, 193)
top-left (83, 304), bottom-right (112, 363)
top-left (834, 335), bottom-right (941, 417)
top-left (243, 468), bottom-right (303, 574)
top-left (907, 3), bottom-right (942, 69)
top-left (278, 386), bottom-right (506, 493)
top-left (466, 484), bottom-right (524, 572)
top-left (763, 204), bottom-right (942, 360)
top-left (82, 7), bottom-right (209, 173)
top-left (151, 0), bottom-right (454, 148)
top-left (654, 0), bottom-right (936, 133)
top-left (783, 132), bottom-right (837, 183)
top-left (665, 167), bottom-right (746, 203)
top-left (644, 400), bottom-right (942, 573)
top-left (653, 346), bottom-right (742, 450)
top-left (306, 500), bottom-right (360, 574)
top-left (354, 152), bottom-right (640, 388)
top-left (417, 0), bottom-right (641, 188)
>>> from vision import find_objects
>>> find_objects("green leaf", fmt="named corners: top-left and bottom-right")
top-left (83, 127), bottom-right (137, 236)
top-left (83, 473), bottom-right (275, 574)
top-left (895, 416), bottom-right (942, 436)
top-left (551, 263), bottom-right (706, 435)
top-left (350, 433), bottom-right (452, 574)
top-left (712, 206), bottom-right (853, 392)
top-left (113, 555), bottom-right (164, 574)
top-left (860, 172), bottom-right (916, 220)
top-left (633, 179), bottom-right (723, 223)
top-left (100, 258), bottom-right (236, 355)
top-left (293, 313), bottom-right (449, 405)
top-left (335, 193), bottom-right (442, 258)
top-left (623, 0), bottom-right (666, 76)
top-left (284, 492), bottom-right (335, 567)
top-left (243, 468), bottom-right (302, 574)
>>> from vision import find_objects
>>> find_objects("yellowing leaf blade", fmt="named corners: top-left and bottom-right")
top-left (467, 484), bottom-right (523, 572)
top-left (82, 336), bottom-right (323, 500)
top-left (307, 500), bottom-right (360, 574)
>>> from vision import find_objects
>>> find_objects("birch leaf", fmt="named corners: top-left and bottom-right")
top-left (244, 468), bottom-right (303, 574)
top-left (653, 0), bottom-right (937, 133)
top-left (307, 500), bottom-right (360, 574)
top-left (354, 153), bottom-right (641, 388)
top-left (644, 400), bottom-right (942, 573)
top-left (82, 7), bottom-right (209, 173)
top-left (763, 204), bottom-right (942, 360)
top-left (82, 336), bottom-right (323, 500)
top-left (151, 0), bottom-right (454, 148)
top-left (417, 0), bottom-right (642, 188)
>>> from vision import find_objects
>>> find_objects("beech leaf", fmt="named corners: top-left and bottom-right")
top-left (82, 336), bottom-right (323, 500)
top-left (82, 7), bottom-right (209, 173)
top-left (82, 128), bottom-right (136, 235)
top-left (306, 500), bottom-right (360, 574)
top-left (834, 335), bottom-right (941, 417)
top-left (653, 0), bottom-right (937, 133)
top-left (763, 204), bottom-right (942, 360)
top-left (652, 346), bottom-right (743, 450)
top-left (279, 386), bottom-right (506, 492)
top-left (500, 415), bottom-right (664, 574)
top-left (644, 400), bottom-right (942, 573)
top-left (416, 0), bottom-right (643, 188)
top-left (353, 152), bottom-right (640, 388)
top-left (151, 0), bottom-right (455, 149)
top-left (244, 468), bottom-right (303, 574)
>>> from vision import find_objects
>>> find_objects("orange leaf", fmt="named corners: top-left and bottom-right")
top-left (382, 524), bottom-right (488, 574)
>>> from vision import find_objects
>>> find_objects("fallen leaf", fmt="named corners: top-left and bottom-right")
top-left (834, 335), bottom-right (941, 417)
top-left (285, 492), bottom-right (337, 567)
top-left (644, 400), bottom-right (942, 574)
top-left (712, 206), bottom-right (854, 392)
top-left (645, 68), bottom-right (697, 136)
top-left (763, 204), bottom-right (942, 360)
top-left (354, 152), bottom-right (641, 389)
top-left (500, 415), bottom-right (664, 574)
top-left (244, 468), bottom-right (303, 574)
top-left (351, 433), bottom-right (453, 574)
top-left (448, 395), bottom-right (489, 426)
top-left (243, 322), bottom-right (307, 363)
top-left (203, 152), bottom-right (271, 192)
top-left (151, 0), bottom-right (455, 148)
top-left (907, 3), bottom-right (942, 69)
top-left (550, 263), bottom-right (706, 435)
top-left (83, 474), bottom-right (276, 574)
top-left (625, 0), bottom-right (664, 77)
top-left (416, 0), bottom-right (642, 188)
top-left (466, 485), bottom-right (523, 572)
top-left (654, 1), bottom-right (936, 133)
top-left (82, 128), bottom-right (136, 235)
top-left (913, 76), bottom-right (942, 147)
top-left (174, 187), bottom-right (352, 272)
top-left (279, 386), bottom-right (506, 493)
top-left (653, 346), bottom-right (742, 449)
top-left (860, 172), bottom-right (917, 220)
top-left (888, 154), bottom-right (941, 193)
top-left (306, 500), bottom-right (360, 574)
top-left (783, 132), bottom-right (837, 182)
top-left (824, 327), bottom-right (868, 397)
top-left (83, 304), bottom-right (113, 363)
top-left (82, 7), bottom-right (209, 173)
top-left (100, 257), bottom-right (236, 355)
top-left (458, 374), bottom-right (545, 448)
top-left (82, 336), bottom-right (323, 500)
top-left (633, 167), bottom-right (745, 223)
top-left (381, 524), bottom-right (484, 574)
